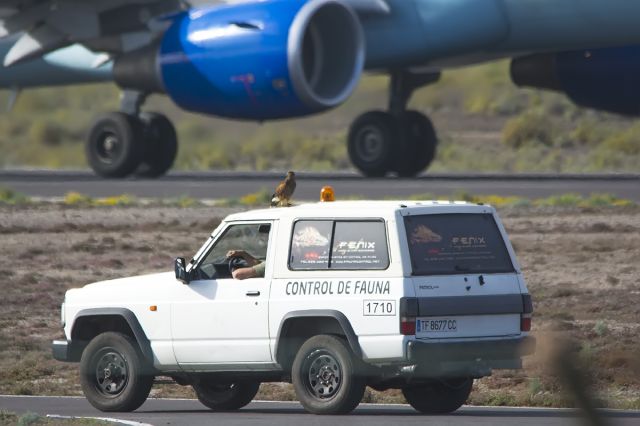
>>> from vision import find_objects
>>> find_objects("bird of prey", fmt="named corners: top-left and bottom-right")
top-left (271, 171), bottom-right (296, 207)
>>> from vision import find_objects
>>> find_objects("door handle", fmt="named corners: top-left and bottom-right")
top-left (246, 291), bottom-right (261, 297)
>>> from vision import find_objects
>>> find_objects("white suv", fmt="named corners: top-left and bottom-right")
top-left (52, 201), bottom-right (535, 415)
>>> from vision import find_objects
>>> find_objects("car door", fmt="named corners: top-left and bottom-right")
top-left (171, 221), bottom-right (275, 369)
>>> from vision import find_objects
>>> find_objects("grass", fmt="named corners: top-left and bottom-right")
top-left (1, 185), bottom-right (636, 209)
top-left (0, 183), bottom-right (636, 210)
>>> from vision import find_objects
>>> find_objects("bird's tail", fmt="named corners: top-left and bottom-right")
top-left (270, 193), bottom-right (279, 207)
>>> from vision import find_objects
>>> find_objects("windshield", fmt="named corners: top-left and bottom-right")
top-left (404, 213), bottom-right (514, 276)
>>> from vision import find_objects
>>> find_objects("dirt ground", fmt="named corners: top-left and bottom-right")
top-left (0, 204), bottom-right (638, 408)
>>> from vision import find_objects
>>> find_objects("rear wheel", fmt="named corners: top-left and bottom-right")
top-left (135, 112), bottom-right (178, 178)
top-left (193, 381), bottom-right (260, 411)
top-left (79, 332), bottom-right (153, 412)
top-left (402, 378), bottom-right (473, 414)
top-left (292, 335), bottom-right (365, 414)
top-left (394, 110), bottom-right (437, 177)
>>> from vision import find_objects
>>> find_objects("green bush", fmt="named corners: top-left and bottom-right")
top-left (503, 111), bottom-right (557, 148)
top-left (63, 192), bottom-right (93, 206)
top-left (535, 193), bottom-right (584, 207)
top-left (0, 186), bottom-right (29, 204)
top-left (601, 124), bottom-right (640, 155)
top-left (594, 320), bottom-right (609, 337)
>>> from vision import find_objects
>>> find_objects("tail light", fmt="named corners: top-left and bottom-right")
top-left (400, 297), bottom-right (418, 335)
top-left (400, 317), bottom-right (416, 335)
top-left (521, 294), bottom-right (533, 332)
top-left (521, 314), bottom-right (532, 332)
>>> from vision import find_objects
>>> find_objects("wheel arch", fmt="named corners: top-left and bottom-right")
top-left (274, 310), bottom-right (362, 370)
top-left (70, 308), bottom-right (153, 364)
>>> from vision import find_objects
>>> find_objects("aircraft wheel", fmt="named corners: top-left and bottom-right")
top-left (135, 113), bottom-right (178, 178)
top-left (86, 112), bottom-right (143, 178)
top-left (348, 111), bottom-right (396, 177)
top-left (394, 110), bottom-right (438, 177)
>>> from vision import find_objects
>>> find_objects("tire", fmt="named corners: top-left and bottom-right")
top-left (394, 110), bottom-right (438, 177)
top-left (86, 112), bottom-right (143, 178)
top-left (192, 381), bottom-right (260, 411)
top-left (402, 378), bottom-right (473, 414)
top-left (79, 332), bottom-right (153, 412)
top-left (135, 112), bottom-right (178, 178)
top-left (292, 335), bottom-right (366, 415)
top-left (348, 111), bottom-right (397, 177)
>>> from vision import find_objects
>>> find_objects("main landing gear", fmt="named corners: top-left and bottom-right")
top-left (86, 91), bottom-right (178, 178)
top-left (348, 71), bottom-right (440, 177)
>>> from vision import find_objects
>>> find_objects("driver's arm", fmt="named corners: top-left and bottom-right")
top-left (232, 266), bottom-right (259, 280)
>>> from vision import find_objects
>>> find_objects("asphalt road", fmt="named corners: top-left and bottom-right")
top-left (1, 170), bottom-right (640, 201)
top-left (2, 396), bottom-right (640, 426)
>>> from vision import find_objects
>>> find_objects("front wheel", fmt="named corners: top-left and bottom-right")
top-left (292, 335), bottom-right (365, 414)
top-left (402, 378), bottom-right (473, 414)
top-left (79, 332), bottom-right (153, 412)
top-left (86, 112), bottom-right (143, 178)
top-left (193, 381), bottom-right (260, 411)
top-left (348, 111), bottom-right (397, 177)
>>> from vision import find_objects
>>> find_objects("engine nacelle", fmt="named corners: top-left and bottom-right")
top-left (511, 46), bottom-right (640, 116)
top-left (114, 0), bottom-right (364, 120)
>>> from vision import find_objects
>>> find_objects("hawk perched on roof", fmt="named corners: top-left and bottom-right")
top-left (271, 171), bottom-right (296, 207)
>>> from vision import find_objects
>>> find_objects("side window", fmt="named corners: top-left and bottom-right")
top-left (331, 221), bottom-right (389, 269)
top-left (289, 220), bottom-right (389, 270)
top-left (290, 221), bottom-right (332, 269)
top-left (196, 223), bottom-right (271, 279)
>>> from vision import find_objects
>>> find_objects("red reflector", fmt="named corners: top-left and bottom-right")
top-left (401, 318), bottom-right (416, 335)
top-left (521, 315), bottom-right (532, 332)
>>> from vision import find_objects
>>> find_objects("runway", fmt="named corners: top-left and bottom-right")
top-left (1, 170), bottom-right (639, 201)
top-left (2, 395), bottom-right (640, 426)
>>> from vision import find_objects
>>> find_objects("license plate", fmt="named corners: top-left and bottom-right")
top-left (417, 318), bottom-right (458, 333)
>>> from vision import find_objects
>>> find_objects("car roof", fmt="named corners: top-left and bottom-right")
top-left (223, 200), bottom-right (493, 222)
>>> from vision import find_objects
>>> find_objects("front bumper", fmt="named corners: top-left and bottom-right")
top-left (406, 336), bottom-right (536, 378)
top-left (51, 340), bottom-right (82, 362)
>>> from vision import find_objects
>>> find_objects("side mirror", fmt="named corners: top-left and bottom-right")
top-left (175, 257), bottom-right (189, 284)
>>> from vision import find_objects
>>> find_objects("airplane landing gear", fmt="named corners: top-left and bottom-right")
top-left (85, 91), bottom-right (178, 178)
top-left (86, 112), bottom-right (143, 178)
top-left (137, 112), bottom-right (178, 178)
top-left (347, 111), bottom-right (397, 177)
top-left (348, 71), bottom-right (440, 177)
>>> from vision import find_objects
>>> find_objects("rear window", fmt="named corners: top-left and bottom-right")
top-left (290, 220), bottom-right (389, 270)
top-left (404, 213), bottom-right (514, 275)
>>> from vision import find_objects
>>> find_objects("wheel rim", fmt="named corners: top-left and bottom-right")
top-left (304, 349), bottom-right (342, 400)
top-left (354, 125), bottom-right (386, 163)
top-left (94, 349), bottom-right (129, 396)
top-left (96, 132), bottom-right (122, 165)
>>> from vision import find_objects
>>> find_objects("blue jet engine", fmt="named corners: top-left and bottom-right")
top-left (114, 0), bottom-right (364, 120)
top-left (511, 46), bottom-right (640, 116)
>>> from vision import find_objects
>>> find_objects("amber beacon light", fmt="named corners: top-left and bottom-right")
top-left (320, 186), bottom-right (335, 202)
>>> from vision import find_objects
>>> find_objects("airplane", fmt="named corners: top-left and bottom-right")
top-left (1, 0), bottom-right (640, 178)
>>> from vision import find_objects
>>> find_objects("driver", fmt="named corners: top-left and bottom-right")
top-left (226, 250), bottom-right (265, 280)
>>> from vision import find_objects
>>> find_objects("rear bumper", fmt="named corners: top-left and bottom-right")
top-left (406, 336), bottom-right (536, 378)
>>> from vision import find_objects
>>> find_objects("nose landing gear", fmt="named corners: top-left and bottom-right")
top-left (347, 71), bottom-right (440, 177)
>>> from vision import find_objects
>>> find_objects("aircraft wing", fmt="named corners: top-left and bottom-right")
top-left (0, 0), bottom-right (390, 68)
top-left (0, 0), bottom-right (187, 67)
